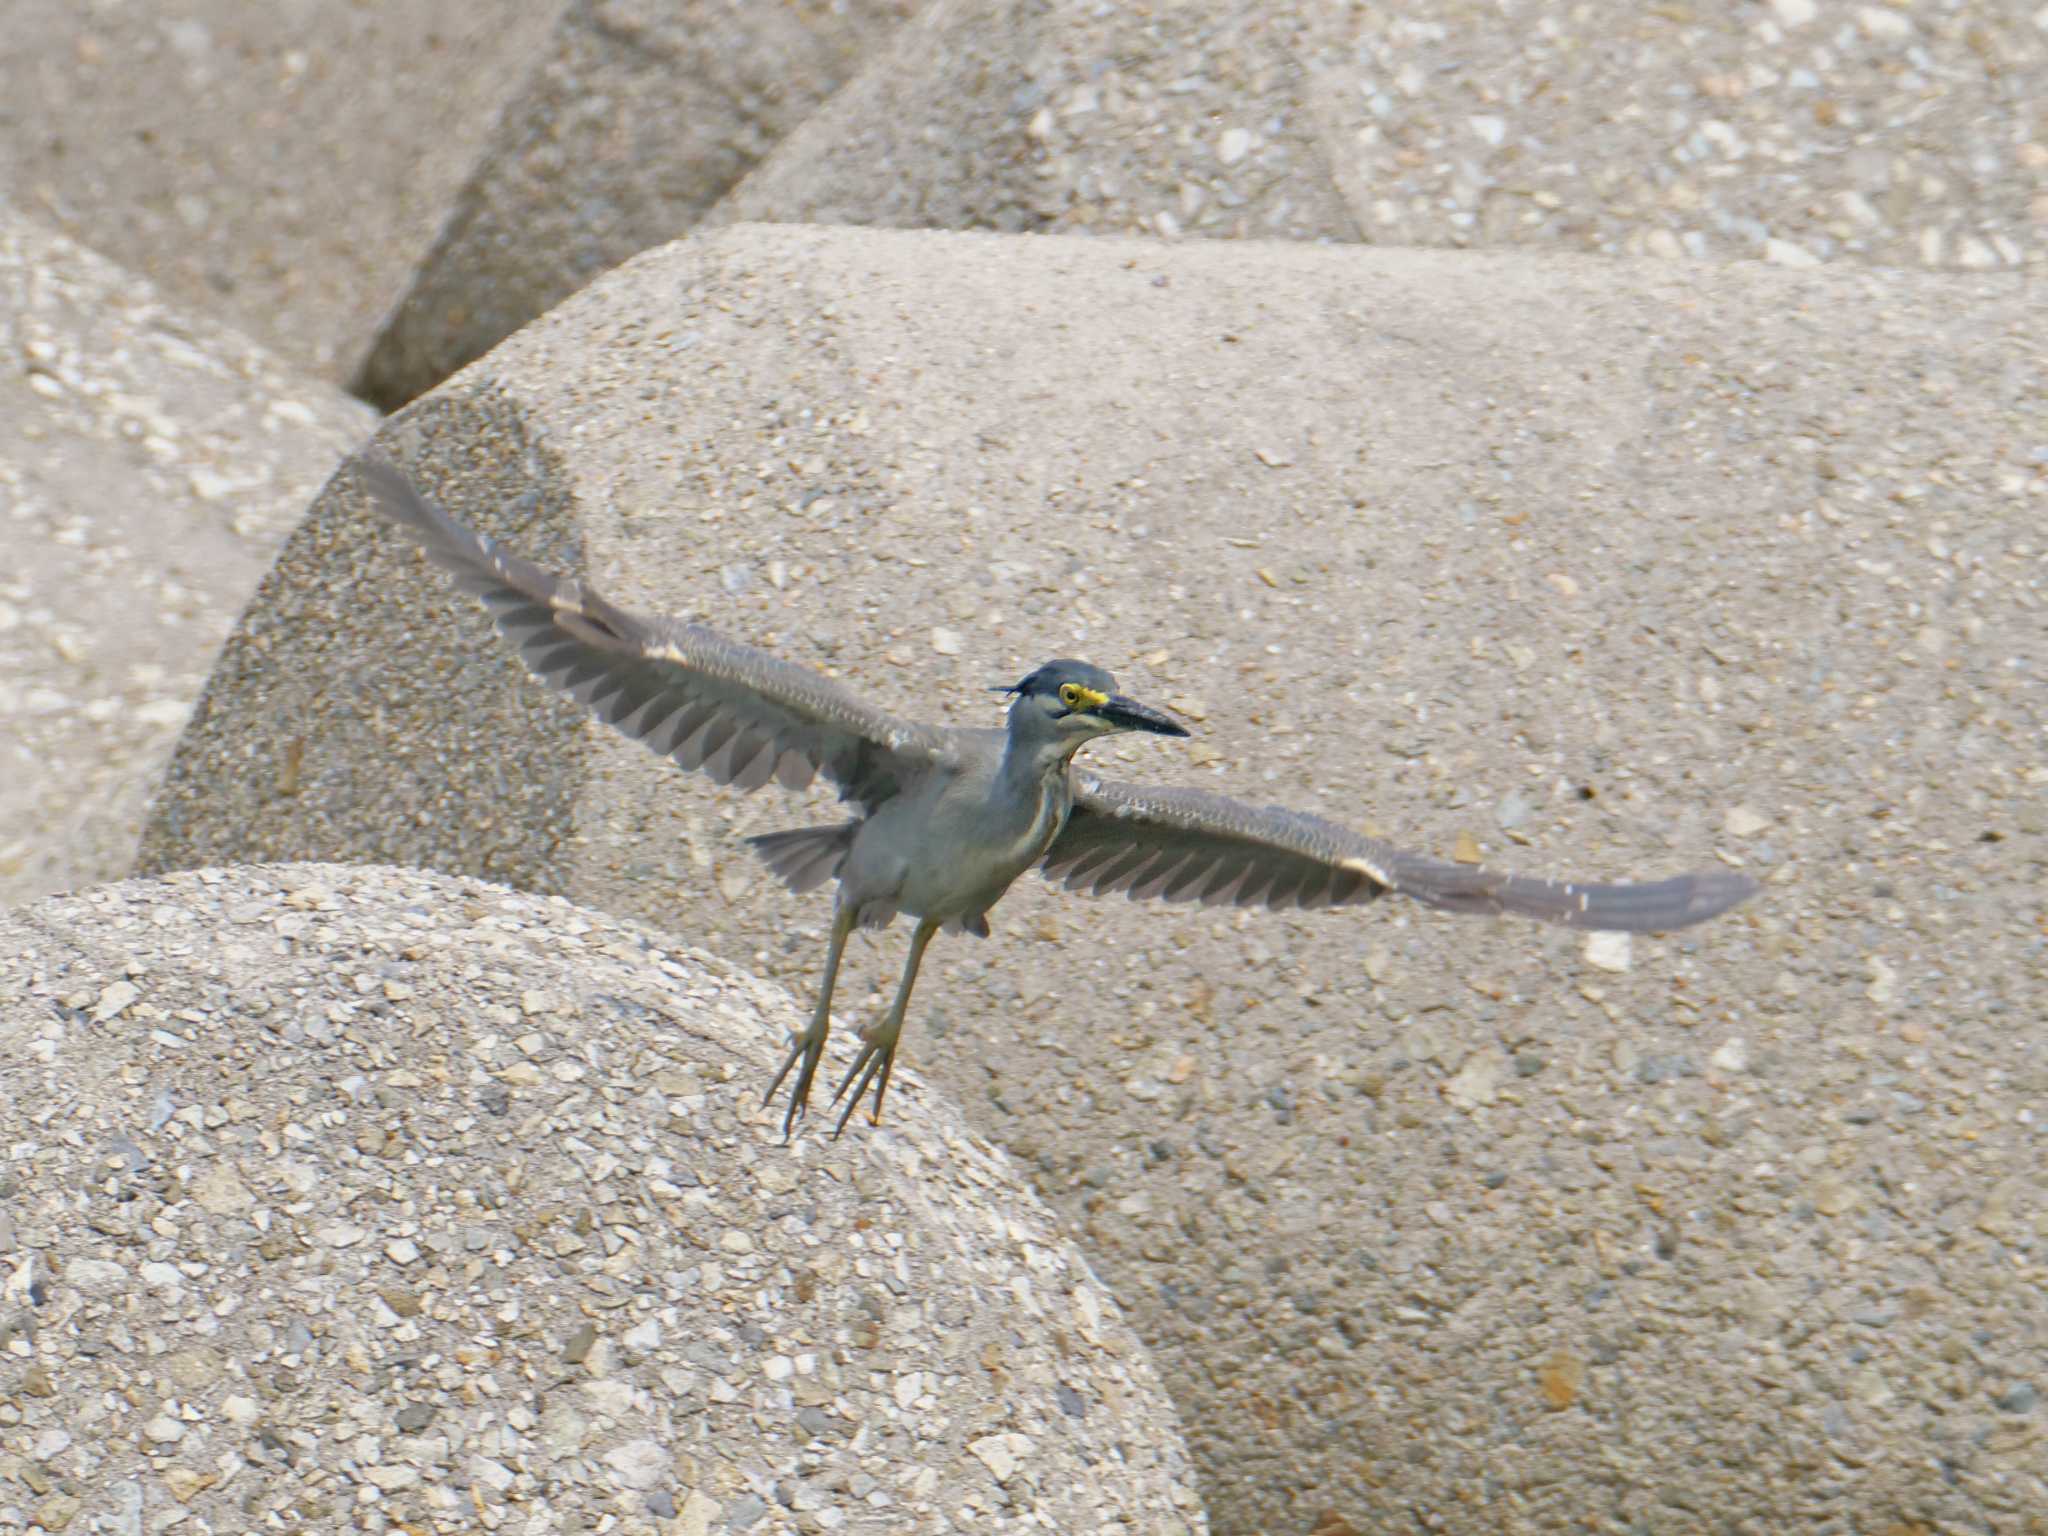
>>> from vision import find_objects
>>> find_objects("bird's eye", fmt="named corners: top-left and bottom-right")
top-left (1058, 683), bottom-right (1083, 708)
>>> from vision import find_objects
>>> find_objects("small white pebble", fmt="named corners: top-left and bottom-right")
top-left (1764, 237), bottom-right (1821, 268)
top-left (1584, 931), bottom-right (1632, 973)
top-left (93, 980), bottom-right (141, 1022)
top-left (969, 1434), bottom-right (1018, 1482)
top-left (1725, 805), bottom-right (1769, 838)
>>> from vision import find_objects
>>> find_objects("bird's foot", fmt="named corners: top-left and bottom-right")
top-left (829, 1018), bottom-right (902, 1137)
top-left (763, 1021), bottom-right (829, 1140)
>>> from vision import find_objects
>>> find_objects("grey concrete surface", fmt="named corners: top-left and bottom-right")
top-left (137, 225), bottom-right (2044, 1531)
top-left (713, 0), bottom-right (1359, 242)
top-left (352, 0), bottom-right (918, 411)
top-left (0, 862), bottom-right (1206, 1534)
top-left (0, 204), bottom-right (373, 910)
top-left (1299, 0), bottom-right (2047, 271)
top-left (0, 0), bottom-right (562, 382)
top-left (717, 0), bottom-right (2045, 276)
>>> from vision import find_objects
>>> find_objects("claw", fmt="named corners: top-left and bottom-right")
top-left (764, 1024), bottom-right (828, 1140)
top-left (830, 1020), bottom-right (901, 1137)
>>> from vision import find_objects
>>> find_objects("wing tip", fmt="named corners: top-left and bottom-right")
top-left (352, 451), bottom-right (485, 563)
top-left (353, 452), bottom-right (417, 520)
top-left (1572, 868), bottom-right (1761, 933)
top-left (1673, 868), bottom-right (1762, 926)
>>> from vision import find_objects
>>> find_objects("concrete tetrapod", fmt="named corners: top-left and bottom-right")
top-left (0, 863), bottom-right (1207, 1534)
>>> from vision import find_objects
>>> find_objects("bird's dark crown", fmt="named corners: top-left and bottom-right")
top-left (995, 659), bottom-right (1118, 700)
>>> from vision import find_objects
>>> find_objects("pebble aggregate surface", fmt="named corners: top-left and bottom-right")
top-left (1307, 0), bottom-right (2048, 273)
top-left (0, 864), bottom-right (1206, 1535)
top-left (724, 0), bottom-right (2045, 278)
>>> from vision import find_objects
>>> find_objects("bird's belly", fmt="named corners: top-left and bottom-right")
top-left (894, 823), bottom-right (1048, 916)
top-left (865, 782), bottom-right (1064, 920)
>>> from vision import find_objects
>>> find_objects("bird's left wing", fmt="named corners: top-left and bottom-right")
top-left (1043, 773), bottom-right (1756, 933)
top-left (356, 455), bottom-right (951, 812)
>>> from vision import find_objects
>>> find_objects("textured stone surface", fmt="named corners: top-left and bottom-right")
top-left (718, 0), bottom-right (2045, 274)
top-left (0, 863), bottom-right (1206, 1534)
top-left (139, 224), bottom-right (2046, 1531)
top-left (1300, 0), bottom-right (2048, 272)
top-left (353, 0), bottom-right (917, 410)
top-left (713, 0), bottom-right (1358, 242)
top-left (0, 205), bottom-right (373, 908)
top-left (0, 0), bottom-right (561, 380)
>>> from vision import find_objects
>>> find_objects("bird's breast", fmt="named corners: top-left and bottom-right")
top-left (975, 769), bottom-right (1069, 879)
top-left (1025, 771), bottom-right (1072, 861)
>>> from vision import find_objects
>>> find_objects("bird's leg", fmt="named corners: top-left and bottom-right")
top-left (763, 904), bottom-right (857, 1139)
top-left (831, 917), bottom-right (940, 1136)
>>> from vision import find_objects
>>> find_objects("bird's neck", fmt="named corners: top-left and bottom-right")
top-left (997, 728), bottom-right (1080, 793)
top-left (994, 732), bottom-right (1077, 858)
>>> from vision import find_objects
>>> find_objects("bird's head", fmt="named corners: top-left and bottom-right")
top-left (994, 659), bottom-right (1189, 756)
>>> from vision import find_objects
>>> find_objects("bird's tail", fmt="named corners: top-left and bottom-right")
top-left (745, 823), bottom-right (858, 895)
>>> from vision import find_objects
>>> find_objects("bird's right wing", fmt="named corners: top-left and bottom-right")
top-left (1043, 773), bottom-right (1757, 933)
top-left (356, 455), bottom-right (952, 812)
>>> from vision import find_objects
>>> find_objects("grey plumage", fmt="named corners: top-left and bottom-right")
top-left (356, 455), bottom-right (1757, 1137)
top-left (352, 456), bottom-right (951, 815)
top-left (1046, 777), bottom-right (1756, 931)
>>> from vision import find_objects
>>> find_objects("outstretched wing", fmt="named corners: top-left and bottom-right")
top-left (357, 455), bottom-right (951, 812)
top-left (1043, 774), bottom-right (1756, 933)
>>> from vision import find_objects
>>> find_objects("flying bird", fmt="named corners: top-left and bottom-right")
top-left (355, 456), bottom-right (1756, 1137)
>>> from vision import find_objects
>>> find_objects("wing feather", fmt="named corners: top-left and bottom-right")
top-left (357, 455), bottom-right (952, 812)
top-left (1199, 863), bottom-right (1253, 907)
top-left (1044, 774), bottom-right (1757, 934)
top-left (1128, 851), bottom-right (1192, 902)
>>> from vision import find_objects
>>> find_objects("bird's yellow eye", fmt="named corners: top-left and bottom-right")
top-left (1059, 683), bottom-right (1081, 707)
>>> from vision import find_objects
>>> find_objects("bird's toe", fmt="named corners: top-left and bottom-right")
top-left (764, 1025), bottom-right (829, 1140)
top-left (830, 1022), bottom-right (903, 1137)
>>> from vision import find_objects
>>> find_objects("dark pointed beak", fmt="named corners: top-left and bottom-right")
top-left (1098, 694), bottom-right (1189, 737)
